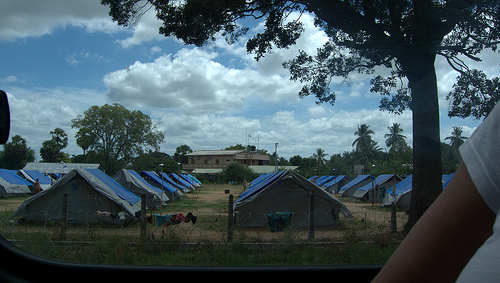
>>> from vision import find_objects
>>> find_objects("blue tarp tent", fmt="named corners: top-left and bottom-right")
top-left (18, 170), bottom-right (53, 190)
top-left (0, 169), bottom-right (32, 198)
top-left (316, 175), bottom-right (336, 187)
top-left (169, 173), bottom-right (195, 192)
top-left (112, 169), bottom-right (169, 209)
top-left (234, 170), bottom-right (352, 228)
top-left (238, 171), bottom-right (287, 201)
top-left (382, 175), bottom-right (413, 207)
top-left (442, 174), bottom-right (455, 189)
top-left (382, 174), bottom-right (456, 208)
top-left (159, 172), bottom-right (190, 193)
top-left (141, 171), bottom-right (183, 200)
top-left (322, 175), bottom-right (351, 194)
top-left (353, 174), bottom-right (401, 202)
top-left (13, 168), bottom-right (141, 223)
top-left (338, 175), bottom-right (375, 197)
top-left (185, 174), bottom-right (202, 187)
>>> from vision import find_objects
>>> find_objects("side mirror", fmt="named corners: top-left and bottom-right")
top-left (0, 90), bottom-right (10, 144)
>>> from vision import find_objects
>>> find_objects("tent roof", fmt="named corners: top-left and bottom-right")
top-left (442, 174), bottom-right (455, 189)
top-left (18, 170), bottom-right (52, 185)
top-left (316, 175), bottom-right (336, 186)
top-left (14, 168), bottom-right (141, 218)
top-left (385, 174), bottom-right (455, 196)
top-left (0, 169), bottom-right (33, 186)
top-left (339, 175), bottom-right (374, 192)
top-left (386, 175), bottom-right (413, 196)
top-left (115, 169), bottom-right (167, 198)
top-left (355, 174), bottom-right (397, 192)
top-left (169, 173), bottom-right (193, 190)
top-left (323, 175), bottom-right (350, 188)
top-left (141, 171), bottom-right (178, 194)
top-left (23, 162), bottom-right (100, 174)
top-left (234, 170), bottom-right (352, 217)
top-left (85, 169), bottom-right (140, 206)
top-left (237, 171), bottom-right (286, 203)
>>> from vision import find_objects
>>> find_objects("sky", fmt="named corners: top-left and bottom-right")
top-left (0, 0), bottom-right (497, 162)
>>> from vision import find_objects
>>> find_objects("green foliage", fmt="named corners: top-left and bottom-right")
top-left (173, 144), bottom-right (193, 164)
top-left (222, 163), bottom-right (257, 184)
top-left (447, 69), bottom-right (500, 120)
top-left (130, 150), bottom-right (177, 173)
top-left (40, 128), bottom-right (68, 162)
top-left (0, 135), bottom-right (35, 169)
top-left (445, 126), bottom-right (468, 149)
top-left (71, 103), bottom-right (164, 174)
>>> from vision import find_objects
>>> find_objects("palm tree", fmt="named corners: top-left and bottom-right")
top-left (385, 123), bottom-right (406, 149)
top-left (312, 148), bottom-right (328, 173)
top-left (445, 126), bottom-right (468, 149)
top-left (352, 124), bottom-right (375, 153)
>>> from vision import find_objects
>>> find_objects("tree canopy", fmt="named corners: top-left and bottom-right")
top-left (0, 135), bottom-right (35, 169)
top-left (40, 128), bottom-right (69, 163)
top-left (101, 0), bottom-right (500, 231)
top-left (71, 103), bottom-right (164, 174)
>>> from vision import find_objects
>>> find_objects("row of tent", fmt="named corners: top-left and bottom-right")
top-left (310, 173), bottom-right (455, 208)
top-left (10, 168), bottom-right (201, 224)
top-left (233, 170), bottom-right (353, 228)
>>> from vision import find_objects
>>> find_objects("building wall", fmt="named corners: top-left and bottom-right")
top-left (183, 151), bottom-right (269, 171)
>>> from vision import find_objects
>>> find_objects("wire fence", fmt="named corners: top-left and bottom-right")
top-left (0, 186), bottom-right (407, 265)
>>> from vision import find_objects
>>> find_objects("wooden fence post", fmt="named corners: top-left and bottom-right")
top-left (227, 194), bottom-right (234, 242)
top-left (140, 194), bottom-right (147, 241)
top-left (61, 192), bottom-right (68, 240)
top-left (391, 202), bottom-right (397, 231)
top-left (308, 193), bottom-right (315, 240)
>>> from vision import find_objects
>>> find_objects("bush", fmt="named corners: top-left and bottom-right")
top-left (222, 163), bottom-right (257, 184)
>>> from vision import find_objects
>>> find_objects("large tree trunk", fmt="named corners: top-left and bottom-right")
top-left (400, 50), bottom-right (443, 233)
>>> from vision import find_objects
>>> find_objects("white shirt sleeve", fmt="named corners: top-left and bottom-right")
top-left (459, 103), bottom-right (500, 214)
top-left (456, 103), bottom-right (500, 282)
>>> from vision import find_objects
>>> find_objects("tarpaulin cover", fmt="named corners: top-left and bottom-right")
top-left (266, 212), bottom-right (293, 232)
top-left (316, 175), bottom-right (336, 186)
top-left (323, 175), bottom-right (350, 188)
top-left (141, 171), bottom-right (178, 194)
top-left (0, 169), bottom-right (33, 186)
top-left (86, 169), bottom-right (140, 206)
top-left (170, 173), bottom-right (194, 191)
top-left (234, 170), bottom-right (352, 228)
top-left (20, 170), bottom-right (52, 185)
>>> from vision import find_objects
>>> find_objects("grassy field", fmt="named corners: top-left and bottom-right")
top-left (0, 183), bottom-right (403, 266)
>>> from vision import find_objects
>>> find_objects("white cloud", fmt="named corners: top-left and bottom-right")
top-left (0, 0), bottom-right (120, 41)
top-left (1, 76), bottom-right (17, 83)
top-left (116, 9), bottom-right (167, 48)
top-left (103, 47), bottom-right (303, 114)
top-left (4, 87), bottom-right (106, 159)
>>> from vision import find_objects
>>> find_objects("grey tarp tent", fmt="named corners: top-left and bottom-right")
top-left (13, 168), bottom-right (141, 223)
top-left (233, 170), bottom-right (352, 228)
top-left (112, 169), bottom-right (169, 209)
top-left (0, 169), bottom-right (32, 198)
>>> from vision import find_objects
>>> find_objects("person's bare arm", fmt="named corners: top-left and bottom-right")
top-left (372, 162), bottom-right (495, 282)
